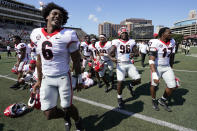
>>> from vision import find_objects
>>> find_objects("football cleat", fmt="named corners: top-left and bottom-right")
top-left (158, 98), bottom-right (172, 112)
top-left (98, 81), bottom-right (102, 88)
top-left (28, 96), bottom-right (35, 108)
top-left (127, 84), bottom-right (135, 97)
top-left (75, 117), bottom-right (83, 131)
top-left (111, 84), bottom-right (116, 89)
top-left (104, 87), bottom-right (109, 93)
top-left (118, 98), bottom-right (124, 109)
top-left (10, 82), bottom-right (20, 89)
top-left (65, 117), bottom-right (72, 131)
top-left (175, 77), bottom-right (181, 88)
top-left (152, 99), bottom-right (159, 111)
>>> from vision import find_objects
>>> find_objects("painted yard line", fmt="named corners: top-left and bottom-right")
top-left (0, 74), bottom-right (196, 131)
top-left (136, 66), bottom-right (197, 73)
top-left (74, 96), bottom-right (195, 131)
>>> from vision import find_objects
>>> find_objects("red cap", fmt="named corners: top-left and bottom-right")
top-left (30, 60), bottom-right (36, 64)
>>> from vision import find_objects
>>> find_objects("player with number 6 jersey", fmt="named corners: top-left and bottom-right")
top-left (30, 27), bottom-right (79, 76)
top-left (30, 3), bottom-right (83, 131)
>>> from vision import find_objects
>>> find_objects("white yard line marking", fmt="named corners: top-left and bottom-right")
top-left (136, 66), bottom-right (197, 73)
top-left (0, 74), bottom-right (196, 131)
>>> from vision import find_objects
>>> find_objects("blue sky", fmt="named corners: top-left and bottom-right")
top-left (18, 0), bottom-right (197, 35)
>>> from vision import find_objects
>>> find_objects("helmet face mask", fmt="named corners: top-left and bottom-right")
top-left (118, 27), bottom-right (129, 40)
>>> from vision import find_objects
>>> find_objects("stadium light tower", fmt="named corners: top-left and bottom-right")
top-left (39, 1), bottom-right (44, 10)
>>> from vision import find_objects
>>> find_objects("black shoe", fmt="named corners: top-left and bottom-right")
top-left (104, 87), bottom-right (109, 93)
top-left (111, 84), bottom-right (116, 89)
top-left (75, 117), bottom-right (83, 131)
top-left (98, 82), bottom-right (102, 88)
top-left (10, 82), bottom-right (20, 89)
top-left (65, 117), bottom-right (72, 131)
top-left (105, 84), bottom-right (110, 93)
top-left (118, 98), bottom-right (124, 109)
top-left (128, 84), bottom-right (135, 97)
top-left (158, 98), bottom-right (172, 112)
top-left (152, 99), bottom-right (159, 111)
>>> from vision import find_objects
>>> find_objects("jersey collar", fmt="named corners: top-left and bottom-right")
top-left (99, 41), bottom-right (107, 48)
top-left (85, 41), bottom-right (91, 45)
top-left (119, 39), bottom-right (128, 43)
top-left (41, 27), bottom-right (63, 39)
top-left (159, 39), bottom-right (170, 46)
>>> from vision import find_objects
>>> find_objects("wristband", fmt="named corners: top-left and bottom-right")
top-left (104, 53), bottom-right (108, 56)
top-left (149, 60), bottom-right (155, 65)
top-left (152, 72), bottom-right (159, 80)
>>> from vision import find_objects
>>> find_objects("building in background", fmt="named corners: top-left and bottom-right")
top-left (171, 10), bottom-right (197, 37)
top-left (98, 18), bottom-right (154, 39)
top-left (98, 22), bottom-right (126, 38)
top-left (156, 25), bottom-right (164, 33)
top-left (0, 0), bottom-right (86, 48)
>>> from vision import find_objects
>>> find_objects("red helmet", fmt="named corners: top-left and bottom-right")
top-left (94, 59), bottom-right (104, 72)
top-left (4, 103), bottom-right (28, 117)
top-left (88, 62), bottom-right (92, 67)
top-left (118, 27), bottom-right (128, 36)
top-left (11, 66), bottom-right (18, 74)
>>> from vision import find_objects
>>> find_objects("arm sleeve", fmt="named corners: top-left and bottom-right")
top-left (112, 39), bottom-right (119, 47)
top-left (68, 31), bottom-right (80, 53)
top-left (30, 29), bottom-right (40, 55)
top-left (149, 41), bottom-right (157, 57)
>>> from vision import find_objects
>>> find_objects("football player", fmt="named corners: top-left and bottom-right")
top-left (88, 37), bottom-right (102, 87)
top-left (110, 27), bottom-right (141, 109)
top-left (28, 42), bottom-right (37, 60)
top-left (95, 34), bottom-right (114, 92)
top-left (149, 27), bottom-right (176, 112)
top-left (10, 36), bottom-right (30, 89)
top-left (16, 60), bottom-right (37, 89)
top-left (31, 3), bottom-right (83, 131)
top-left (80, 35), bottom-right (91, 72)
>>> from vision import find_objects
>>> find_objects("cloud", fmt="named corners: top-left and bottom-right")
top-left (96, 6), bottom-right (102, 12)
top-left (88, 14), bottom-right (98, 23)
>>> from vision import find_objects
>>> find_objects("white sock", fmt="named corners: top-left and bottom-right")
top-left (162, 96), bottom-right (167, 101)
top-left (117, 95), bottom-right (122, 98)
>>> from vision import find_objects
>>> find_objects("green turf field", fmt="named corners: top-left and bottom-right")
top-left (0, 48), bottom-right (197, 131)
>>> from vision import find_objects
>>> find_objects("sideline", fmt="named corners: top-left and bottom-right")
top-left (0, 74), bottom-right (196, 131)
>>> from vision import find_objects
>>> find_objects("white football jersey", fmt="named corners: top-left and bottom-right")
top-left (30, 28), bottom-right (79, 76)
top-left (81, 41), bottom-right (91, 57)
top-left (112, 39), bottom-right (136, 62)
top-left (95, 41), bottom-right (112, 61)
top-left (16, 43), bottom-right (30, 61)
top-left (139, 43), bottom-right (149, 54)
top-left (88, 44), bottom-right (97, 58)
top-left (22, 64), bottom-right (30, 72)
top-left (149, 39), bottom-right (176, 66)
top-left (28, 43), bottom-right (37, 58)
